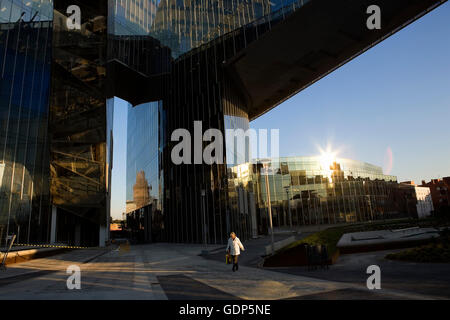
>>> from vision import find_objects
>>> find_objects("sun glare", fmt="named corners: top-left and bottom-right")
top-left (318, 145), bottom-right (338, 171)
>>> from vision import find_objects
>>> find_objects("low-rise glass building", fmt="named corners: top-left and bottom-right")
top-left (228, 157), bottom-right (399, 237)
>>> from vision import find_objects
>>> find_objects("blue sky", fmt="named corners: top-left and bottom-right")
top-left (111, 3), bottom-right (450, 219)
top-left (111, 98), bottom-right (128, 220)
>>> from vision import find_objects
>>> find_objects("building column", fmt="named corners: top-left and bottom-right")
top-left (249, 193), bottom-right (258, 239)
top-left (99, 225), bottom-right (106, 247)
top-left (50, 206), bottom-right (57, 244)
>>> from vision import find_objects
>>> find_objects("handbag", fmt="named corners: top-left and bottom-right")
top-left (225, 253), bottom-right (232, 264)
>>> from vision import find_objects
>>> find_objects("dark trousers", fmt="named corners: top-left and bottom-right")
top-left (232, 255), bottom-right (239, 271)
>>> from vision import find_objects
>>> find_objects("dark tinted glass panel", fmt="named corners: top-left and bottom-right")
top-left (0, 0), bottom-right (53, 245)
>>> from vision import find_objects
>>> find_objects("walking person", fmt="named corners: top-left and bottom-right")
top-left (226, 232), bottom-right (245, 272)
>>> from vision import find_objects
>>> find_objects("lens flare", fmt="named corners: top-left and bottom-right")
top-left (317, 144), bottom-right (339, 170)
top-left (383, 147), bottom-right (393, 175)
top-left (317, 144), bottom-right (340, 183)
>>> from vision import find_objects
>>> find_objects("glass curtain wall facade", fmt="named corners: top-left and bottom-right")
top-left (49, 0), bottom-right (109, 246)
top-left (0, 0), bottom-right (53, 246)
top-left (125, 100), bottom-right (163, 242)
top-left (1, 0), bottom-right (112, 247)
top-left (162, 0), bottom-right (311, 244)
top-left (229, 157), bottom-right (400, 234)
top-left (110, 0), bottom-right (303, 57)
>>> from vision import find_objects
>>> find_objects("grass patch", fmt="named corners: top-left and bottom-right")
top-left (386, 230), bottom-right (450, 263)
top-left (278, 217), bottom-right (450, 257)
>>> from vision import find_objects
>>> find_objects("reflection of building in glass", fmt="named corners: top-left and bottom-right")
top-left (125, 170), bottom-right (152, 215)
top-left (111, 0), bottom-right (159, 35)
top-left (125, 100), bottom-right (163, 243)
top-left (1, 0), bottom-right (111, 247)
top-left (228, 157), bottom-right (400, 236)
top-left (150, 0), bottom-right (273, 58)
top-left (110, 0), bottom-right (274, 57)
top-left (414, 186), bottom-right (434, 219)
top-left (126, 101), bottom-right (161, 213)
top-left (0, 0), bottom-right (53, 23)
top-left (49, 1), bottom-right (110, 247)
top-left (0, 6), bottom-right (53, 246)
top-left (392, 182), bottom-right (434, 219)
top-left (126, 200), bottom-right (136, 214)
top-left (133, 171), bottom-right (151, 210)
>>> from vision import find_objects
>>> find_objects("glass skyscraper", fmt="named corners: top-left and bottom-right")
top-left (117, 0), bottom-right (312, 244)
top-left (0, 0), bottom-right (444, 246)
top-left (1, 0), bottom-right (111, 246)
top-left (0, 0), bottom-right (53, 246)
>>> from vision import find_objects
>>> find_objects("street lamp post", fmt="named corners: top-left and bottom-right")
top-left (263, 162), bottom-right (275, 255)
top-left (285, 186), bottom-right (292, 229)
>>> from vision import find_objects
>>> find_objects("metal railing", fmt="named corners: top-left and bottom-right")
top-left (0, 234), bottom-right (16, 270)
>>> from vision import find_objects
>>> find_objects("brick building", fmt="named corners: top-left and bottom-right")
top-left (421, 177), bottom-right (450, 215)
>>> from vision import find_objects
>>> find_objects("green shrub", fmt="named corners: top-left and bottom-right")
top-left (386, 236), bottom-right (450, 263)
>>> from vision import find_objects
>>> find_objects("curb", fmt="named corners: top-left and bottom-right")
top-left (1, 247), bottom-right (69, 266)
top-left (13, 243), bottom-right (93, 249)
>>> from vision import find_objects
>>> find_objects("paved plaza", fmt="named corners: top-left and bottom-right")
top-left (0, 238), bottom-right (448, 300)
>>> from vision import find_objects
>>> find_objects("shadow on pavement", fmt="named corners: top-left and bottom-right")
top-left (287, 288), bottom-right (403, 300)
top-left (157, 275), bottom-right (240, 300)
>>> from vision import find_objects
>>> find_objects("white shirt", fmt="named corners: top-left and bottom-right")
top-left (226, 237), bottom-right (245, 256)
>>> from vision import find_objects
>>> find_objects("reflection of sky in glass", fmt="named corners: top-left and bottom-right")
top-left (111, 0), bottom-right (160, 35)
top-left (126, 101), bottom-right (160, 207)
top-left (0, 0), bottom-right (53, 23)
top-left (224, 114), bottom-right (251, 167)
top-left (0, 4), bottom-right (53, 242)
